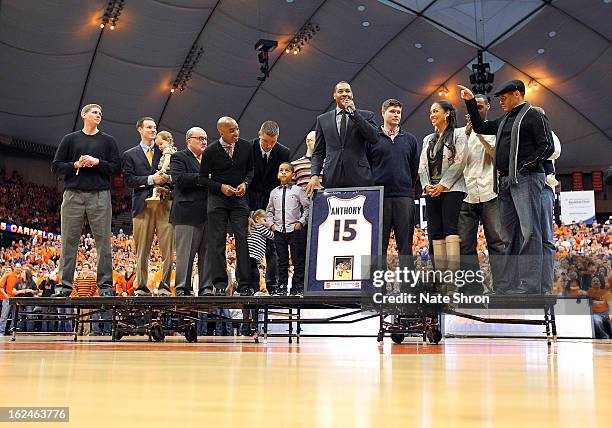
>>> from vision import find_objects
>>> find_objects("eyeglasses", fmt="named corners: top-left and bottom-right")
top-left (188, 136), bottom-right (208, 142)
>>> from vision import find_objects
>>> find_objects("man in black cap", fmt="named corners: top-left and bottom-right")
top-left (458, 80), bottom-right (554, 294)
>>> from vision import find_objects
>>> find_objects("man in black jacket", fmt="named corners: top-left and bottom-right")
top-left (169, 127), bottom-right (209, 296)
top-left (459, 80), bottom-right (554, 294)
top-left (306, 81), bottom-right (379, 196)
top-left (122, 117), bottom-right (173, 296)
top-left (199, 116), bottom-right (254, 295)
top-left (249, 120), bottom-right (290, 293)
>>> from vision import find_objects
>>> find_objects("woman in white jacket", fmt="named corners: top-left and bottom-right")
top-left (419, 100), bottom-right (467, 274)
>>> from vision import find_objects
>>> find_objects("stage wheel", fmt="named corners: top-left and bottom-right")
top-left (184, 326), bottom-right (197, 343)
top-left (426, 328), bottom-right (442, 344)
top-left (150, 324), bottom-right (165, 342)
top-left (391, 333), bottom-right (405, 344)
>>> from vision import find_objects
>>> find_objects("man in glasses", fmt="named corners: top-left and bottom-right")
top-left (169, 127), bottom-right (209, 296)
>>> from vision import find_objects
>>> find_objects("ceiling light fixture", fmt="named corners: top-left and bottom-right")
top-left (437, 85), bottom-right (449, 98)
top-left (100, 0), bottom-right (125, 30)
top-left (285, 21), bottom-right (320, 56)
top-left (255, 39), bottom-right (278, 82)
top-left (526, 79), bottom-right (540, 93)
top-left (469, 50), bottom-right (495, 95)
top-left (171, 44), bottom-right (204, 93)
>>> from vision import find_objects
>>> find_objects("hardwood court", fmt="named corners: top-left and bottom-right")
top-left (1, 336), bottom-right (611, 428)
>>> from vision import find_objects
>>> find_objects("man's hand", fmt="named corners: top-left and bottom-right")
top-left (423, 184), bottom-right (434, 196)
top-left (305, 175), bottom-right (323, 197)
top-left (80, 155), bottom-right (100, 167)
top-left (152, 172), bottom-right (169, 185)
top-left (294, 223), bottom-right (302, 231)
top-left (234, 183), bottom-right (246, 197)
top-left (271, 225), bottom-right (276, 232)
top-left (221, 184), bottom-right (235, 197)
top-left (341, 97), bottom-right (356, 112)
top-left (457, 85), bottom-right (474, 100)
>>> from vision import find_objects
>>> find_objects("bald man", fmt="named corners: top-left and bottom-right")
top-left (198, 117), bottom-right (254, 296)
top-left (169, 127), bottom-right (209, 296)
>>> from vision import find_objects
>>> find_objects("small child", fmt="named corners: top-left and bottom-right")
top-left (246, 209), bottom-right (274, 296)
top-left (148, 130), bottom-right (177, 201)
top-left (266, 163), bottom-right (310, 296)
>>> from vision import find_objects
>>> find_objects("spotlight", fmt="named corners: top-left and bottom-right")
top-left (100, 0), bottom-right (125, 30)
top-left (254, 39), bottom-right (277, 82)
top-left (171, 44), bottom-right (204, 94)
top-left (468, 50), bottom-right (495, 95)
top-left (286, 22), bottom-right (320, 57)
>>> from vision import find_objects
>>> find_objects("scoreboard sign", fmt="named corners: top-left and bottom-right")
top-left (304, 186), bottom-right (383, 296)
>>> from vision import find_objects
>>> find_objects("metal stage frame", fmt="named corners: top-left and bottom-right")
top-left (7, 295), bottom-right (560, 344)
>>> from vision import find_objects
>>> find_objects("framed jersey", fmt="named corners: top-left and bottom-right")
top-left (304, 186), bottom-right (383, 296)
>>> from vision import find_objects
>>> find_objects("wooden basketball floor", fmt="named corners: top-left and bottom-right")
top-left (1, 335), bottom-right (611, 427)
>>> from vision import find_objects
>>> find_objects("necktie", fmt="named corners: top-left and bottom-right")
top-left (146, 146), bottom-right (153, 167)
top-left (340, 111), bottom-right (347, 143)
top-left (263, 153), bottom-right (268, 167)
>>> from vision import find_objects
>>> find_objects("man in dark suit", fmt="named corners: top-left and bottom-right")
top-left (306, 81), bottom-right (379, 196)
top-left (169, 126), bottom-right (209, 297)
top-left (249, 120), bottom-right (290, 293)
top-left (122, 117), bottom-right (173, 296)
top-left (199, 116), bottom-right (254, 296)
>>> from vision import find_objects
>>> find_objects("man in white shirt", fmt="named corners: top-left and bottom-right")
top-left (458, 94), bottom-right (506, 294)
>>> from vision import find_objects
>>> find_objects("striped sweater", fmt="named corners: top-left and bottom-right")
top-left (247, 223), bottom-right (274, 263)
top-left (71, 274), bottom-right (98, 297)
top-left (291, 156), bottom-right (312, 188)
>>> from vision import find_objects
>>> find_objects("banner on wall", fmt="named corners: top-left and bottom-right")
top-left (0, 221), bottom-right (60, 241)
top-left (304, 186), bottom-right (383, 296)
top-left (559, 191), bottom-right (596, 225)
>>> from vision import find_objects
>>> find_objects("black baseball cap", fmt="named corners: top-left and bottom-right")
top-left (493, 79), bottom-right (525, 96)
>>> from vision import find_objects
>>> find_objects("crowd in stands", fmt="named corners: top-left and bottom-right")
top-left (1, 211), bottom-right (610, 336)
top-left (0, 168), bottom-right (131, 234)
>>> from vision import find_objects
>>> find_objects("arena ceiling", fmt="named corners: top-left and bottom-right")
top-left (0, 0), bottom-right (610, 172)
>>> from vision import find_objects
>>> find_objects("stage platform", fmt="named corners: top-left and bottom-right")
top-left (8, 294), bottom-right (564, 344)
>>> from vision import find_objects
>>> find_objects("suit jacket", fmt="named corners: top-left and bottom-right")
top-left (249, 138), bottom-right (291, 210)
top-left (311, 108), bottom-right (379, 188)
top-left (122, 144), bottom-right (162, 217)
top-left (169, 149), bottom-right (208, 225)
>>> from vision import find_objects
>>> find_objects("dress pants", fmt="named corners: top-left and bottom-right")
top-left (132, 200), bottom-right (174, 294)
top-left (57, 189), bottom-right (113, 295)
top-left (206, 193), bottom-right (250, 294)
top-left (174, 223), bottom-right (208, 296)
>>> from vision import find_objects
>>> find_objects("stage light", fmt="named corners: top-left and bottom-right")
top-left (100, 0), bottom-right (124, 30)
top-left (171, 44), bottom-right (204, 94)
top-left (437, 85), bottom-right (449, 98)
top-left (255, 39), bottom-right (278, 82)
top-left (286, 22), bottom-right (319, 57)
top-left (526, 79), bottom-right (540, 94)
top-left (468, 50), bottom-right (495, 95)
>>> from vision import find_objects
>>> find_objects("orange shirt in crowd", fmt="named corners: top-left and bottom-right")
top-left (0, 272), bottom-right (20, 300)
top-left (116, 273), bottom-right (135, 296)
top-left (70, 274), bottom-right (98, 297)
top-left (587, 287), bottom-right (612, 314)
